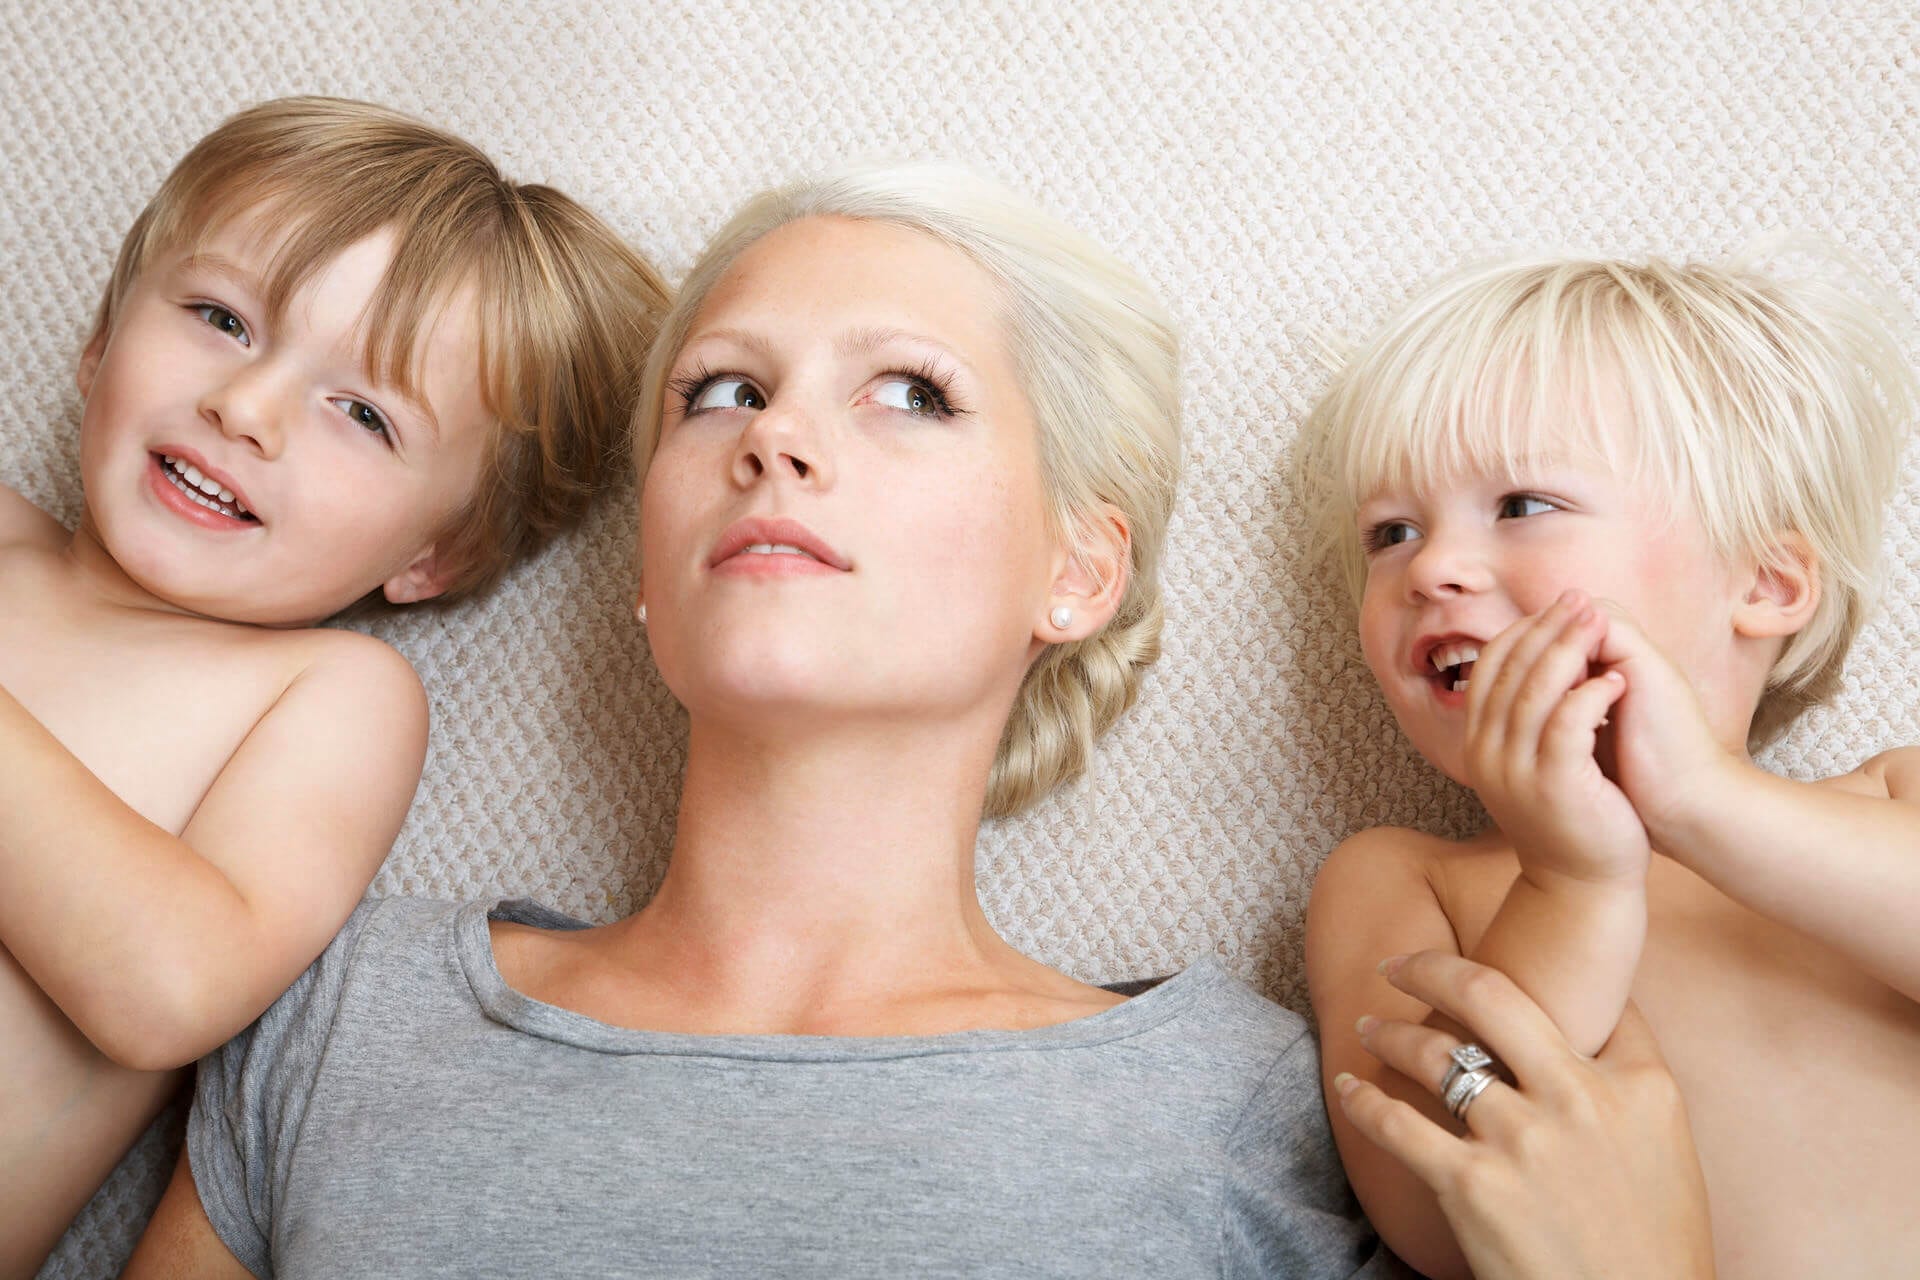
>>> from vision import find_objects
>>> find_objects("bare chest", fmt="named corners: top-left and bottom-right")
top-left (1447, 857), bottom-right (1920, 1278)
top-left (0, 570), bottom-right (298, 835)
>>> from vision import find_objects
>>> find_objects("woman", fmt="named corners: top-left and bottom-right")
top-left (128, 167), bottom-right (1710, 1278)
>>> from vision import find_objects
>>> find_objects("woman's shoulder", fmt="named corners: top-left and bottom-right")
top-left (1110, 957), bottom-right (1320, 1115)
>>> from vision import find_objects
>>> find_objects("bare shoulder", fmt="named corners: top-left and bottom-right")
top-left (1810, 746), bottom-right (1920, 802)
top-left (236, 626), bottom-right (429, 747)
top-left (1830, 746), bottom-right (1920, 803)
top-left (1307, 827), bottom-right (1460, 987)
top-left (1309, 824), bottom-right (1495, 927)
top-left (0, 483), bottom-right (67, 550)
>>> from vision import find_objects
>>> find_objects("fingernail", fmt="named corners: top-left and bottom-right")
top-left (1355, 1015), bottom-right (1379, 1037)
top-left (1377, 954), bottom-right (1407, 977)
top-left (1333, 1071), bottom-right (1359, 1096)
top-left (1606, 670), bottom-right (1625, 683)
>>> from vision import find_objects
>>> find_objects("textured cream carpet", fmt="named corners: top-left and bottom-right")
top-left (4, 3), bottom-right (1916, 1273)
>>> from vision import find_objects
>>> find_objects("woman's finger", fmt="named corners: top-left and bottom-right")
top-left (1329, 1073), bottom-right (1463, 1190)
top-left (1380, 951), bottom-right (1577, 1090)
top-left (1357, 1015), bottom-right (1523, 1141)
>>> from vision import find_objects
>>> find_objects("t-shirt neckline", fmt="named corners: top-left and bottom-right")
top-left (455, 897), bottom-right (1223, 1061)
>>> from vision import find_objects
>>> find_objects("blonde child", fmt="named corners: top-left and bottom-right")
top-left (0, 96), bottom-right (668, 1274)
top-left (1301, 249), bottom-right (1920, 1279)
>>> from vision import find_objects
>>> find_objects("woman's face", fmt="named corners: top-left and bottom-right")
top-left (640, 215), bottom-right (1060, 731)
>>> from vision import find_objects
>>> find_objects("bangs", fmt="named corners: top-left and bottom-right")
top-left (173, 186), bottom-right (509, 419)
top-left (1333, 264), bottom-right (1678, 510)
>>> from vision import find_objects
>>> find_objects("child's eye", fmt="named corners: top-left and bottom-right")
top-left (871, 375), bottom-right (952, 418)
top-left (1497, 494), bottom-right (1557, 519)
top-left (686, 376), bottom-right (765, 413)
top-left (1364, 520), bottom-right (1422, 552)
top-left (330, 397), bottom-right (393, 443)
top-left (192, 303), bottom-right (251, 347)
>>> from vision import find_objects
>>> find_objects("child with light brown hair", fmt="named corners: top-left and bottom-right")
top-left (0, 95), bottom-right (668, 1275)
top-left (1301, 247), bottom-right (1920, 1279)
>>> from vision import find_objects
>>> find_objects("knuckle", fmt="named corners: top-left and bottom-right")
top-left (1455, 965), bottom-right (1513, 1008)
top-left (1450, 1157), bottom-right (1504, 1210)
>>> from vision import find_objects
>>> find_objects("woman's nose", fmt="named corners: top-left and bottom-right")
top-left (730, 399), bottom-right (832, 490)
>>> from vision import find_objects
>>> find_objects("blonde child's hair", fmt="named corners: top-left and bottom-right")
top-left (633, 164), bottom-right (1182, 816)
top-left (91, 96), bottom-right (672, 603)
top-left (1301, 242), bottom-right (1917, 738)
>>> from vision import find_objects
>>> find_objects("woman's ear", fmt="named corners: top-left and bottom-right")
top-left (1733, 532), bottom-right (1821, 640)
top-left (1039, 504), bottom-right (1131, 643)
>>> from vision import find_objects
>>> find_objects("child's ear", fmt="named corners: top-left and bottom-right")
top-left (1038, 504), bottom-right (1131, 644)
top-left (76, 326), bottom-right (108, 398)
top-left (381, 543), bottom-right (463, 606)
top-left (1733, 533), bottom-right (1821, 640)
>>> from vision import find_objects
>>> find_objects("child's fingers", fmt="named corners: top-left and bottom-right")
top-left (1501, 601), bottom-right (1607, 754)
top-left (1379, 952), bottom-right (1577, 1094)
top-left (1330, 1073), bottom-right (1463, 1189)
top-left (1470, 593), bottom-right (1587, 740)
top-left (1466, 605), bottom-right (1561, 755)
top-left (1538, 669), bottom-right (1628, 773)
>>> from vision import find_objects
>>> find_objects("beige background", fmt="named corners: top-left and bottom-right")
top-left (4, 3), bottom-right (1916, 1274)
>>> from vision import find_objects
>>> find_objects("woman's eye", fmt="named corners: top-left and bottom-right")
top-left (1498, 494), bottom-right (1556, 519)
top-left (193, 303), bottom-right (250, 347)
top-left (690, 378), bottom-right (765, 412)
top-left (872, 377), bottom-right (944, 417)
top-left (330, 397), bottom-right (393, 442)
top-left (1365, 520), bottom-right (1421, 551)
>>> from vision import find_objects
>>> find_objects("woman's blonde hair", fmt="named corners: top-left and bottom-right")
top-left (634, 165), bottom-right (1181, 816)
top-left (1301, 242), bottom-right (1916, 737)
top-left (93, 96), bottom-right (672, 604)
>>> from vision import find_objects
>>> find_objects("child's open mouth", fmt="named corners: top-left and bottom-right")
top-left (1429, 643), bottom-right (1479, 694)
top-left (157, 454), bottom-right (258, 523)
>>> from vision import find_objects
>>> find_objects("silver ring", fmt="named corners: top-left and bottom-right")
top-left (1439, 1042), bottom-right (1495, 1096)
top-left (1445, 1067), bottom-right (1499, 1121)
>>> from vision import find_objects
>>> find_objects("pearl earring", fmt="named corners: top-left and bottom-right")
top-left (636, 601), bottom-right (648, 625)
top-left (1049, 606), bottom-right (1073, 630)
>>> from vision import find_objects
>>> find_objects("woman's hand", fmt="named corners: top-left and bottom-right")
top-left (1334, 951), bottom-right (1714, 1280)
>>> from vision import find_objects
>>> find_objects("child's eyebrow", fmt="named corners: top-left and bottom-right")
top-left (173, 252), bottom-right (264, 293)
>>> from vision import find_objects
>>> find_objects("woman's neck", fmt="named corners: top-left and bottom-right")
top-left (559, 712), bottom-right (1110, 1033)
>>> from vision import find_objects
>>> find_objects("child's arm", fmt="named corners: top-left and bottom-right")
top-left (1594, 611), bottom-right (1920, 999)
top-left (1311, 595), bottom-right (1648, 1280)
top-left (0, 635), bottom-right (425, 1069)
top-left (1308, 829), bottom-right (1479, 1280)
top-left (1457, 592), bottom-right (1650, 1056)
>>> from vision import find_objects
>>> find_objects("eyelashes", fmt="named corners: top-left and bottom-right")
top-left (668, 358), bottom-right (969, 420)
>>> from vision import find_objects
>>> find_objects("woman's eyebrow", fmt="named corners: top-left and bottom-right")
top-left (678, 327), bottom-right (778, 362)
top-left (835, 326), bottom-right (981, 380)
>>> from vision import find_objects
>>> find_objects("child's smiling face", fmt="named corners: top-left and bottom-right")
top-left (1351, 407), bottom-right (1751, 786)
top-left (76, 208), bottom-right (495, 625)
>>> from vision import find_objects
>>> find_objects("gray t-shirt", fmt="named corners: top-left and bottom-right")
top-left (190, 897), bottom-right (1397, 1278)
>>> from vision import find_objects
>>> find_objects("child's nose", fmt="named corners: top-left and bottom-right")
top-left (731, 398), bottom-right (833, 491)
top-left (1404, 529), bottom-right (1492, 600)
top-left (199, 362), bottom-right (290, 458)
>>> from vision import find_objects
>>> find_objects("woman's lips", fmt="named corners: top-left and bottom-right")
top-left (709, 516), bottom-right (850, 573)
